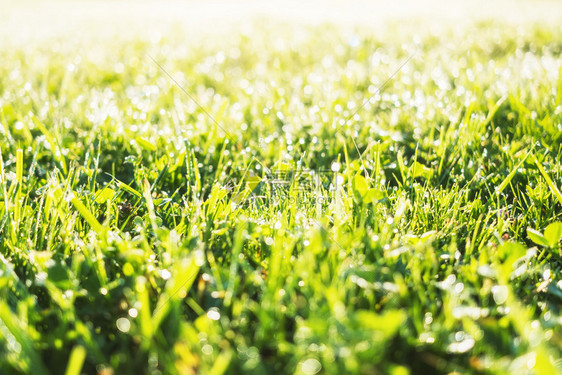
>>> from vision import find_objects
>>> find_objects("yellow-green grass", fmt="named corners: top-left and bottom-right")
top-left (0, 19), bottom-right (561, 374)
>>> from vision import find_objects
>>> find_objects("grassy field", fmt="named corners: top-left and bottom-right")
top-left (1, 14), bottom-right (562, 375)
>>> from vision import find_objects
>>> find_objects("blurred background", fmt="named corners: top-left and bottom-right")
top-left (2, 0), bottom-right (562, 45)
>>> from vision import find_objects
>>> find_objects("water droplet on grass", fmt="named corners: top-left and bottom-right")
top-left (160, 269), bottom-right (171, 280)
top-left (331, 162), bottom-right (341, 172)
top-left (202, 344), bottom-right (213, 355)
top-left (491, 285), bottom-right (508, 305)
top-left (448, 334), bottom-right (475, 353)
top-left (207, 309), bottom-right (221, 321)
top-left (454, 282), bottom-right (464, 294)
top-left (116, 317), bottom-right (131, 333)
top-left (301, 358), bottom-right (322, 375)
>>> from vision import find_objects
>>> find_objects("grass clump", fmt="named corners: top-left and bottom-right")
top-left (0, 21), bottom-right (561, 374)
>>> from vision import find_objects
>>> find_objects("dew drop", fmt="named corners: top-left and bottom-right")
top-left (302, 358), bottom-right (322, 375)
top-left (207, 309), bottom-right (221, 321)
top-left (116, 317), bottom-right (131, 333)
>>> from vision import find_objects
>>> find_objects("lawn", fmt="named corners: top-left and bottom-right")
top-left (0, 13), bottom-right (562, 375)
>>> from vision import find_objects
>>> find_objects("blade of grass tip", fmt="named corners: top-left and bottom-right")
top-left (532, 153), bottom-right (562, 205)
top-left (466, 214), bottom-right (484, 257)
top-left (68, 191), bottom-right (103, 234)
top-left (13, 148), bottom-right (23, 234)
top-left (231, 157), bottom-right (257, 204)
top-left (113, 177), bottom-right (142, 198)
top-left (64, 345), bottom-right (87, 375)
top-left (482, 95), bottom-right (507, 128)
top-left (495, 148), bottom-right (532, 195)
top-left (31, 116), bottom-right (67, 174)
top-left (33, 192), bottom-right (46, 248)
top-left (351, 136), bottom-right (369, 179)
top-left (0, 146), bottom-right (9, 214)
top-left (151, 163), bottom-right (169, 191)
top-left (142, 179), bottom-right (158, 230)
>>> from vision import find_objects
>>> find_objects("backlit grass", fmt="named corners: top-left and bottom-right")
top-left (0, 20), bottom-right (561, 374)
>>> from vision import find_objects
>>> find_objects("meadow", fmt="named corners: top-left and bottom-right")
top-left (0, 18), bottom-right (561, 374)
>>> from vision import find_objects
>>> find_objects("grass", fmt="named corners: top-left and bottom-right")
top-left (0, 19), bottom-right (562, 374)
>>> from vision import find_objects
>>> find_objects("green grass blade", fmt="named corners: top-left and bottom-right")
top-left (532, 153), bottom-right (562, 206)
top-left (495, 149), bottom-right (531, 195)
top-left (0, 302), bottom-right (48, 375)
top-left (64, 345), bottom-right (87, 375)
top-left (69, 193), bottom-right (103, 234)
